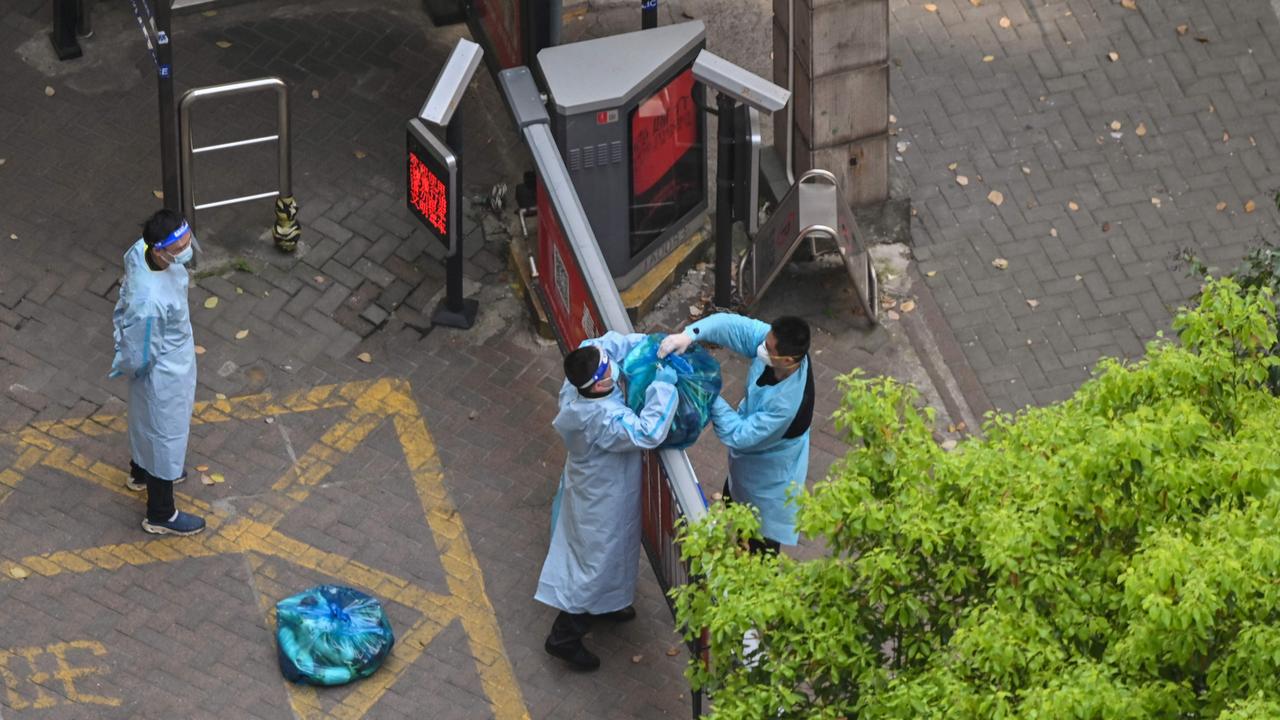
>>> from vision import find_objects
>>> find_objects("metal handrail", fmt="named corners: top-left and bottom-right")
top-left (179, 77), bottom-right (291, 234)
top-left (739, 222), bottom-right (838, 306)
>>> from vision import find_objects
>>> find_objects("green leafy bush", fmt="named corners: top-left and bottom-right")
top-left (674, 278), bottom-right (1280, 719)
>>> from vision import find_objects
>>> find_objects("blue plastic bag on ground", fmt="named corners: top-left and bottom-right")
top-left (275, 585), bottom-right (395, 686)
top-left (621, 333), bottom-right (722, 450)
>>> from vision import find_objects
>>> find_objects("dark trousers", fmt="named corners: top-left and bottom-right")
top-left (132, 460), bottom-right (176, 523)
top-left (547, 611), bottom-right (591, 649)
top-left (722, 479), bottom-right (781, 555)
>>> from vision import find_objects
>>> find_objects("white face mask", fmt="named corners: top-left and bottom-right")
top-left (756, 341), bottom-right (773, 367)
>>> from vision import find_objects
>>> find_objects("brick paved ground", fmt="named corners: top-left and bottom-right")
top-left (0, 0), bottom-right (920, 718)
top-left (892, 0), bottom-right (1280, 412)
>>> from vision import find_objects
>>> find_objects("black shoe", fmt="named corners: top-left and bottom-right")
top-left (544, 639), bottom-right (600, 671)
top-left (595, 606), bottom-right (637, 623)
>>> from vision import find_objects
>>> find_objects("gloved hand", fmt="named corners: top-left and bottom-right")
top-left (657, 331), bottom-right (693, 358)
top-left (653, 363), bottom-right (679, 387)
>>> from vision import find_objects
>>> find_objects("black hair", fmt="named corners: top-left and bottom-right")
top-left (771, 316), bottom-right (810, 358)
top-left (141, 209), bottom-right (186, 248)
top-left (563, 346), bottom-right (602, 391)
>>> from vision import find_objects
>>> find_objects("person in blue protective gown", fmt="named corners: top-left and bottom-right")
top-left (109, 209), bottom-right (206, 536)
top-left (536, 332), bottom-right (679, 671)
top-left (659, 314), bottom-right (813, 553)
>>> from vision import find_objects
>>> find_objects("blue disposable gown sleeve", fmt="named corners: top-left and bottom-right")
top-left (596, 379), bottom-right (678, 452)
top-left (582, 331), bottom-right (649, 363)
top-left (709, 393), bottom-right (793, 451)
top-left (111, 302), bottom-right (165, 379)
top-left (684, 313), bottom-right (771, 360)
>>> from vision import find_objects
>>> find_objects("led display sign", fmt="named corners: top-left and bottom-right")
top-left (406, 119), bottom-right (458, 254)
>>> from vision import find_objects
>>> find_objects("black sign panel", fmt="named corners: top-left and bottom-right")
top-left (406, 119), bottom-right (459, 254)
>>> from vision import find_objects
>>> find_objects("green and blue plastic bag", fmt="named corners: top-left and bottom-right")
top-left (275, 585), bottom-right (395, 686)
top-left (621, 333), bottom-right (722, 450)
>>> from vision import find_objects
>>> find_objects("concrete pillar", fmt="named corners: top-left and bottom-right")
top-left (773, 0), bottom-right (889, 208)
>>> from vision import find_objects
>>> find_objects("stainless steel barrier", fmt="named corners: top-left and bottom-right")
top-left (737, 168), bottom-right (878, 322)
top-left (179, 77), bottom-right (300, 251)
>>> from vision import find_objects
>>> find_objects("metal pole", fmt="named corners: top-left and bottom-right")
top-left (431, 106), bottom-right (479, 329)
top-left (714, 92), bottom-right (735, 308)
top-left (641, 0), bottom-right (657, 29)
top-left (156, 0), bottom-right (181, 213)
top-left (77, 0), bottom-right (95, 38)
top-left (50, 0), bottom-right (83, 60)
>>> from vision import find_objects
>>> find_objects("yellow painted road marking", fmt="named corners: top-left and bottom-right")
top-left (0, 640), bottom-right (121, 710)
top-left (0, 379), bottom-right (531, 719)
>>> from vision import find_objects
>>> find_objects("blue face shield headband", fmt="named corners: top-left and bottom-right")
top-left (153, 221), bottom-right (189, 250)
top-left (578, 354), bottom-right (611, 389)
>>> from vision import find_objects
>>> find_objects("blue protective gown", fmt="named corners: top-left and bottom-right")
top-left (109, 239), bottom-right (197, 482)
top-left (535, 332), bottom-right (678, 615)
top-left (685, 313), bottom-right (810, 545)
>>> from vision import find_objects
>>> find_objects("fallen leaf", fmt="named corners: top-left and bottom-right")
top-left (1195, 36), bottom-right (1209, 44)
top-left (926, 270), bottom-right (938, 277)
top-left (468, 410), bottom-right (479, 420)
top-left (1136, 122), bottom-right (1147, 137)
top-left (947, 162), bottom-right (958, 171)
top-left (992, 257), bottom-right (1009, 270)
top-left (1050, 228), bottom-right (1059, 237)
top-left (9, 566), bottom-right (29, 579)
top-left (1176, 24), bottom-right (1189, 35)
top-left (44, 86), bottom-right (55, 96)
top-left (235, 329), bottom-right (249, 339)
top-left (194, 345), bottom-right (206, 355)
top-left (632, 655), bottom-right (643, 664)
top-left (357, 352), bottom-right (373, 363)
top-left (1121, 0), bottom-right (1136, 9)
top-left (196, 465), bottom-right (209, 472)
top-left (9, 233), bottom-right (17, 240)
top-left (1245, 200), bottom-right (1257, 213)
top-left (311, 89), bottom-right (320, 99)
top-left (215, 40), bottom-right (232, 48)
top-left (0, 158), bottom-right (6, 166)
top-left (900, 300), bottom-right (917, 313)
top-left (897, 141), bottom-right (909, 153)
top-left (265, 417), bottom-right (274, 424)
top-left (1075, 274), bottom-right (1083, 281)
top-left (666, 647), bottom-right (680, 657)
top-left (1102, 222), bottom-right (1111, 232)
top-left (354, 150), bottom-right (367, 159)
top-left (889, 114), bottom-right (897, 124)
top-left (881, 297), bottom-right (897, 310)
top-left (235, 287), bottom-right (244, 295)
top-left (314, 275), bottom-right (326, 284)
top-left (215, 393), bottom-right (227, 400)
top-left (970, 0), bottom-right (982, 5)
top-left (983, 55), bottom-right (995, 62)
top-left (201, 474), bottom-right (214, 485)
top-left (887, 310), bottom-right (900, 321)
top-left (1110, 120), bottom-right (1122, 131)
top-left (204, 297), bottom-right (218, 309)
top-left (689, 304), bottom-right (703, 318)
top-left (1209, 103), bottom-right (1216, 113)
top-left (202, 9), bottom-right (217, 16)
top-left (941, 439), bottom-right (958, 451)
top-left (956, 175), bottom-right (970, 186)
top-left (998, 16), bottom-right (1011, 28)
top-left (988, 190), bottom-right (1005, 206)
top-left (1108, 51), bottom-right (1120, 62)
top-left (1249, 136), bottom-right (1256, 146)
top-left (711, 492), bottom-right (723, 501)
top-left (1223, 131), bottom-right (1230, 143)
top-left (1216, 201), bottom-right (1227, 212)
top-left (211, 473), bottom-right (225, 484)
top-left (1027, 298), bottom-right (1040, 308)
top-left (1151, 197), bottom-right (1162, 207)
top-left (1022, 166), bottom-right (1031, 175)
top-left (152, 189), bottom-right (164, 199)
top-left (1068, 201), bottom-right (1080, 211)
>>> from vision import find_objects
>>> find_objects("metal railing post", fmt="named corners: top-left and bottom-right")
top-left (178, 77), bottom-right (300, 252)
